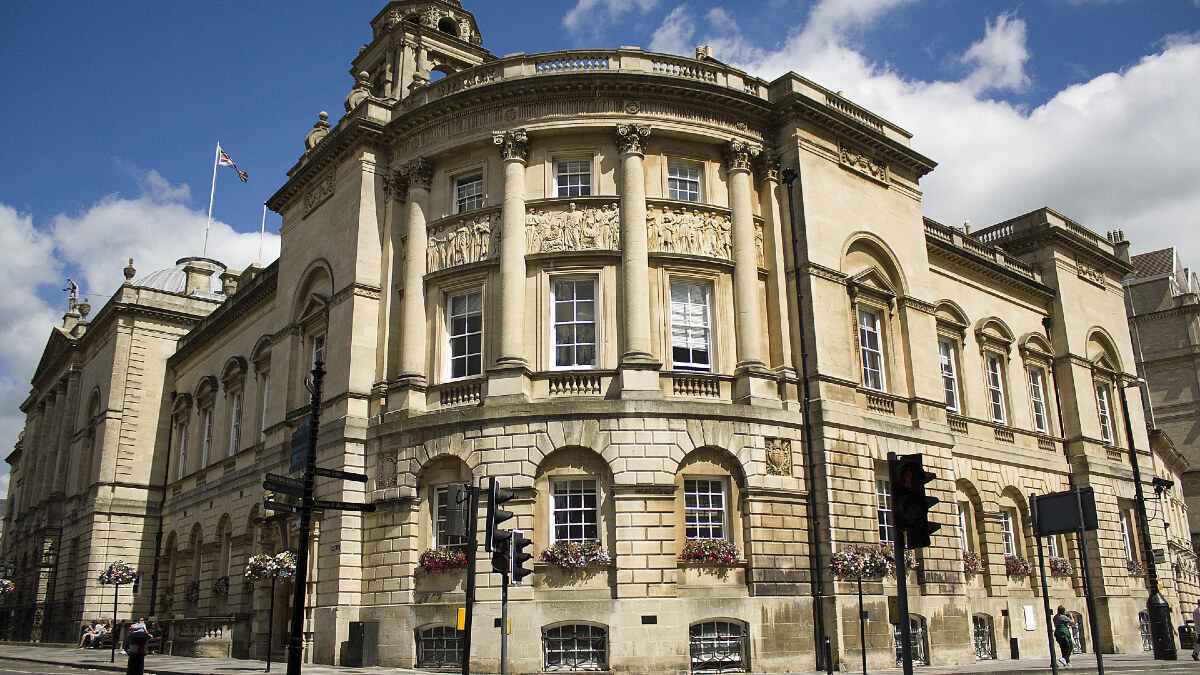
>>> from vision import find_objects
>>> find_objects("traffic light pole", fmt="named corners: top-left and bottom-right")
top-left (500, 566), bottom-right (509, 675)
top-left (894, 530), bottom-right (914, 675)
top-left (461, 482), bottom-right (480, 675)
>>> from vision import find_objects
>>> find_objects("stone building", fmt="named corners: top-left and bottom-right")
top-left (1124, 247), bottom-right (1200, 566)
top-left (5, 0), bottom-right (1195, 669)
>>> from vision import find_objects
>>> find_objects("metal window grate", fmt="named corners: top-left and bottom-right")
top-left (417, 626), bottom-right (463, 669)
top-left (689, 621), bottom-right (748, 673)
top-left (544, 624), bottom-right (607, 671)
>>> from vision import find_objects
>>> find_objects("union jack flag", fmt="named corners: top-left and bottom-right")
top-left (218, 147), bottom-right (248, 182)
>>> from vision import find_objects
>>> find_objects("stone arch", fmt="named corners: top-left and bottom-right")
top-left (935, 300), bottom-right (969, 333)
top-left (188, 522), bottom-right (205, 583)
top-left (290, 258), bottom-right (334, 325)
top-left (534, 446), bottom-right (616, 553)
top-left (437, 16), bottom-right (459, 36)
top-left (841, 232), bottom-right (908, 297)
top-left (675, 446), bottom-right (748, 555)
top-left (193, 375), bottom-right (219, 401)
top-left (975, 317), bottom-right (1016, 348)
top-left (1085, 327), bottom-right (1124, 373)
top-left (216, 515), bottom-right (234, 579)
top-left (220, 356), bottom-right (248, 388)
top-left (1019, 332), bottom-right (1053, 359)
top-left (415, 454), bottom-right (474, 552)
top-left (251, 335), bottom-right (273, 369)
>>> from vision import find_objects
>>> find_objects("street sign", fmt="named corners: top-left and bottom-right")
top-left (312, 499), bottom-right (376, 513)
top-left (290, 421), bottom-right (311, 473)
top-left (264, 474), bottom-right (304, 497)
top-left (314, 466), bottom-right (368, 483)
top-left (265, 500), bottom-right (303, 515)
top-left (1031, 487), bottom-right (1098, 536)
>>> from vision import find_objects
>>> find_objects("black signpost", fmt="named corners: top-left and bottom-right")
top-left (260, 359), bottom-right (375, 675)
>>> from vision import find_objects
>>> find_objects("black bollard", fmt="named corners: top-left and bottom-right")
top-left (125, 631), bottom-right (151, 675)
top-left (824, 636), bottom-right (834, 675)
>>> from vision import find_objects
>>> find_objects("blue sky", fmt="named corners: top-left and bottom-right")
top-left (1, 0), bottom-right (1199, 493)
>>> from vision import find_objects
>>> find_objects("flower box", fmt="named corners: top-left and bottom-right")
top-left (540, 541), bottom-right (611, 570)
top-left (1005, 554), bottom-right (1032, 578)
top-left (418, 546), bottom-right (469, 573)
top-left (678, 539), bottom-right (740, 565)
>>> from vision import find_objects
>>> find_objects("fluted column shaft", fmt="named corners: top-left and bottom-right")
top-left (617, 125), bottom-right (655, 365)
top-left (728, 141), bottom-right (765, 370)
top-left (399, 158), bottom-right (433, 383)
top-left (495, 130), bottom-right (530, 367)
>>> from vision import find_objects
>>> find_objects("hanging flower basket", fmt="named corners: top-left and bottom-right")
top-left (274, 551), bottom-right (297, 580)
top-left (184, 580), bottom-right (200, 603)
top-left (418, 546), bottom-right (469, 573)
top-left (0, 579), bottom-right (14, 596)
top-left (1127, 559), bottom-right (1146, 577)
top-left (962, 550), bottom-right (983, 576)
top-left (830, 546), bottom-right (892, 579)
top-left (1005, 554), bottom-right (1033, 578)
top-left (245, 554), bottom-right (278, 581)
top-left (678, 539), bottom-right (740, 565)
top-left (98, 560), bottom-right (139, 586)
top-left (214, 575), bottom-right (230, 597)
top-left (879, 544), bottom-right (917, 574)
top-left (540, 541), bottom-right (611, 570)
top-left (160, 588), bottom-right (174, 608)
top-left (1048, 556), bottom-right (1073, 577)
top-left (243, 580), bottom-right (256, 595)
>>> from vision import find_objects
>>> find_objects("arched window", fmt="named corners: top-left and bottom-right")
top-left (418, 456), bottom-right (473, 551)
top-left (972, 614), bottom-right (995, 660)
top-left (437, 17), bottom-right (460, 37)
top-left (894, 615), bottom-right (928, 666)
top-left (975, 319), bottom-right (1015, 426)
top-left (689, 620), bottom-right (749, 672)
top-left (676, 448), bottom-right (745, 556)
top-left (416, 625), bottom-right (463, 668)
top-left (543, 624), bottom-right (607, 671)
top-left (536, 447), bottom-right (614, 556)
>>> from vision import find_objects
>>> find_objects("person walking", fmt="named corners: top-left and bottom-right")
top-left (1191, 598), bottom-right (1200, 660)
top-left (1053, 606), bottom-right (1076, 667)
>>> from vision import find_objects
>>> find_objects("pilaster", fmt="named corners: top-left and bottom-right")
top-left (616, 124), bottom-right (663, 398)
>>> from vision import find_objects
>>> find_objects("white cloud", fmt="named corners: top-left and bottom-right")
top-left (564, 0), bottom-right (660, 34)
top-left (650, 6), bottom-right (697, 55)
top-left (960, 13), bottom-right (1031, 94)
top-left (0, 167), bottom-right (282, 494)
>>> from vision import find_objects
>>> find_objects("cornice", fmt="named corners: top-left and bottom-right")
top-left (926, 236), bottom-right (1055, 301)
top-left (268, 116), bottom-right (388, 214)
top-left (993, 227), bottom-right (1133, 278)
top-left (1128, 304), bottom-right (1200, 324)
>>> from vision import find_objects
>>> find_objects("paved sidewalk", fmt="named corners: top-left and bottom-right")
top-left (0, 642), bottom-right (1191, 674)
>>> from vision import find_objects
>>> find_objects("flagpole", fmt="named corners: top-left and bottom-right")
top-left (205, 142), bottom-right (220, 258)
top-left (259, 203), bottom-right (267, 264)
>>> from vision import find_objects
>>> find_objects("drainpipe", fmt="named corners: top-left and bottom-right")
top-left (782, 165), bottom-right (831, 672)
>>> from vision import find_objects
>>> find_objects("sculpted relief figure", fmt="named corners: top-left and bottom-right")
top-left (426, 213), bottom-right (499, 272)
top-left (526, 202), bottom-right (620, 254)
top-left (647, 205), bottom-right (732, 260)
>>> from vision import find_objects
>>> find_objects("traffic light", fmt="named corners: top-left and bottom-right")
top-left (510, 529), bottom-right (534, 583)
top-left (491, 529), bottom-right (512, 575)
top-left (888, 452), bottom-right (940, 548)
top-left (445, 483), bottom-right (470, 541)
top-left (485, 477), bottom-right (515, 553)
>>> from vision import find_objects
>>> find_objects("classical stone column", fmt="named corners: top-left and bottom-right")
top-left (616, 124), bottom-right (662, 398)
top-left (51, 371), bottom-right (80, 495)
top-left (393, 157), bottom-right (433, 411)
top-left (727, 139), bottom-right (778, 406)
top-left (489, 129), bottom-right (533, 402)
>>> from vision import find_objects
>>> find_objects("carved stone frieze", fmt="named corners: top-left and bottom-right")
top-left (725, 139), bottom-right (762, 171)
top-left (526, 202), bottom-right (620, 254)
top-left (303, 171), bottom-right (336, 216)
top-left (427, 212), bottom-right (500, 272)
top-left (493, 128), bottom-right (529, 163)
top-left (1077, 260), bottom-right (1106, 287)
top-left (765, 438), bottom-right (793, 476)
top-left (616, 124), bottom-right (652, 155)
top-left (400, 157), bottom-right (433, 191)
top-left (839, 142), bottom-right (889, 182)
top-left (647, 205), bottom-right (732, 260)
top-left (377, 451), bottom-right (398, 489)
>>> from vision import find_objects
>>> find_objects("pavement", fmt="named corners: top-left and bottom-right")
top-left (0, 642), bottom-right (1195, 675)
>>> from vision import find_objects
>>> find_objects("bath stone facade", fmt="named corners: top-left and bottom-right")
top-left (5, 0), bottom-right (1195, 670)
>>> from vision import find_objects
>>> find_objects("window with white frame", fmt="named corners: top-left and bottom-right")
top-left (939, 339), bottom-right (960, 412)
top-left (176, 422), bottom-right (189, 480)
top-left (227, 390), bottom-right (242, 456)
top-left (684, 479), bottom-right (727, 540)
top-left (555, 159), bottom-right (592, 198)
top-left (552, 478), bottom-right (599, 543)
top-left (957, 501), bottom-right (970, 551)
top-left (1028, 367), bottom-right (1050, 434)
top-left (258, 373), bottom-right (270, 443)
top-left (448, 290), bottom-right (483, 379)
top-left (311, 334), bottom-right (326, 368)
top-left (201, 407), bottom-right (214, 467)
top-left (985, 354), bottom-right (1007, 423)
top-left (668, 161), bottom-right (702, 202)
top-left (670, 280), bottom-right (712, 372)
top-left (858, 308), bottom-right (886, 392)
top-left (1120, 510), bottom-right (1134, 561)
top-left (455, 174), bottom-right (483, 213)
top-left (553, 278), bottom-right (597, 368)
top-left (543, 624), bottom-right (608, 671)
top-left (434, 486), bottom-right (468, 548)
top-left (1046, 535), bottom-right (1060, 558)
top-left (876, 476), bottom-right (894, 545)
top-left (1000, 508), bottom-right (1017, 556)
top-left (1096, 382), bottom-right (1115, 444)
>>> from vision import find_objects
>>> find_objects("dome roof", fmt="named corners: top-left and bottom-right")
top-left (131, 257), bottom-right (226, 298)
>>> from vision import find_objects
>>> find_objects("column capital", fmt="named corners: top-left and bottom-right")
top-left (755, 150), bottom-right (781, 183)
top-left (399, 157), bottom-right (433, 191)
top-left (616, 124), bottom-right (652, 156)
top-left (725, 139), bottom-right (762, 172)
top-left (383, 170), bottom-right (409, 202)
top-left (493, 128), bottom-right (530, 163)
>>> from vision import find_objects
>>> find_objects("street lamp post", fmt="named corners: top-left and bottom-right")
top-left (1118, 381), bottom-right (1176, 660)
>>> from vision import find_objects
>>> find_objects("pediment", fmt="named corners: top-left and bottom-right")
top-left (848, 267), bottom-right (898, 299)
top-left (297, 293), bottom-right (329, 327)
top-left (31, 327), bottom-right (76, 385)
